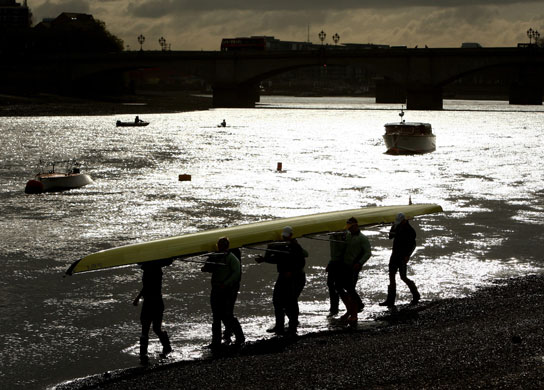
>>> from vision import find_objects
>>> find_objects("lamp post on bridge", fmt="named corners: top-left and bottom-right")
top-left (527, 28), bottom-right (539, 45)
top-left (137, 34), bottom-right (145, 51)
top-left (159, 36), bottom-right (166, 51)
top-left (319, 30), bottom-right (326, 45)
top-left (332, 33), bottom-right (340, 45)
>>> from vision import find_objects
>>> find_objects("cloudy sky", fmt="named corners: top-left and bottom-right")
top-left (29, 1), bottom-right (543, 50)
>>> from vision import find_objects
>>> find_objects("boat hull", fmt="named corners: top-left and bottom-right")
top-left (38, 173), bottom-right (93, 192)
top-left (116, 121), bottom-right (149, 127)
top-left (383, 134), bottom-right (436, 155)
top-left (67, 204), bottom-right (443, 274)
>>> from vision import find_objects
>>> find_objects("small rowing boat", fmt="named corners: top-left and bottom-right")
top-left (116, 120), bottom-right (149, 127)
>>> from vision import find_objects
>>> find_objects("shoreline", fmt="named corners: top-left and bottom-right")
top-left (0, 93), bottom-right (520, 118)
top-left (56, 273), bottom-right (544, 389)
top-left (0, 92), bottom-right (212, 117)
top-left (2, 94), bottom-right (537, 119)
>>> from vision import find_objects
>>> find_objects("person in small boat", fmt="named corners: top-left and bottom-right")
top-left (201, 237), bottom-right (244, 348)
top-left (220, 119), bottom-right (226, 127)
top-left (133, 259), bottom-right (173, 364)
top-left (256, 226), bottom-right (307, 335)
top-left (334, 217), bottom-right (371, 325)
top-left (379, 213), bottom-right (420, 307)
top-left (135, 116), bottom-right (142, 123)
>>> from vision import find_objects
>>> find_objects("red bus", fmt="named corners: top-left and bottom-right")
top-left (220, 37), bottom-right (266, 52)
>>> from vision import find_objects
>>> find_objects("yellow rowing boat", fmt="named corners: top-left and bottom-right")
top-left (66, 204), bottom-right (442, 275)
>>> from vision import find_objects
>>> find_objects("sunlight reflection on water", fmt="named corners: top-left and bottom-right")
top-left (0, 97), bottom-right (543, 389)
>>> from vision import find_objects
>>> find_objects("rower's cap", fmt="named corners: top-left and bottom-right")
top-left (394, 213), bottom-right (406, 226)
top-left (282, 226), bottom-right (293, 238)
top-left (344, 217), bottom-right (358, 230)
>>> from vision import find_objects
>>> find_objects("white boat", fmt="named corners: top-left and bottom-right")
top-left (25, 160), bottom-right (93, 194)
top-left (383, 109), bottom-right (436, 155)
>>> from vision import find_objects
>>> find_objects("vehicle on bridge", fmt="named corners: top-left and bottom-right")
top-left (382, 109), bottom-right (436, 155)
top-left (220, 36), bottom-right (318, 51)
top-left (221, 37), bottom-right (267, 51)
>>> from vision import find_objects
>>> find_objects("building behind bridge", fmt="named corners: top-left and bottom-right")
top-left (1, 6), bottom-right (123, 95)
top-left (0, 0), bottom-right (31, 29)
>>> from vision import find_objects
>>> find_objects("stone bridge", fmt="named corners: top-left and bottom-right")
top-left (6, 47), bottom-right (544, 109)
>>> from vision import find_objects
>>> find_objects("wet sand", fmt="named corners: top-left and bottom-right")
top-left (0, 92), bottom-right (212, 117)
top-left (57, 273), bottom-right (544, 390)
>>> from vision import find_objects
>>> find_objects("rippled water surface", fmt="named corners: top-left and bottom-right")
top-left (1, 97), bottom-right (543, 389)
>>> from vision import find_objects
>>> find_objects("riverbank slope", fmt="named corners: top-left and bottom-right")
top-left (57, 273), bottom-right (544, 390)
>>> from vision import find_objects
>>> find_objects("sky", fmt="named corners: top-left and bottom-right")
top-left (28, 1), bottom-right (544, 51)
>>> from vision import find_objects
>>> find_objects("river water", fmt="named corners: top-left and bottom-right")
top-left (1, 96), bottom-right (543, 389)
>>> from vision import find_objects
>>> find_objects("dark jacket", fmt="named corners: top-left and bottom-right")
top-left (141, 265), bottom-right (163, 300)
top-left (389, 222), bottom-right (416, 258)
top-left (202, 252), bottom-right (241, 288)
top-left (264, 239), bottom-right (307, 274)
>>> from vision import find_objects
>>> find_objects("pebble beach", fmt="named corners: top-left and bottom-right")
top-left (57, 273), bottom-right (544, 390)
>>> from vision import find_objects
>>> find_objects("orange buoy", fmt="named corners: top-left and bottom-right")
top-left (276, 162), bottom-right (282, 171)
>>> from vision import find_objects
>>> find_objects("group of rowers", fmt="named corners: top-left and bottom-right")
top-left (132, 213), bottom-right (419, 364)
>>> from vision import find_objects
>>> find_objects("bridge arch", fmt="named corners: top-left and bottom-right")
top-left (7, 48), bottom-right (542, 109)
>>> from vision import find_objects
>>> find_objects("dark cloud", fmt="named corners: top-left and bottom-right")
top-left (126, 0), bottom-right (171, 18)
top-left (125, 0), bottom-right (544, 16)
top-left (29, 0), bottom-right (544, 50)
top-left (451, 5), bottom-right (500, 24)
top-left (33, 0), bottom-right (91, 20)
